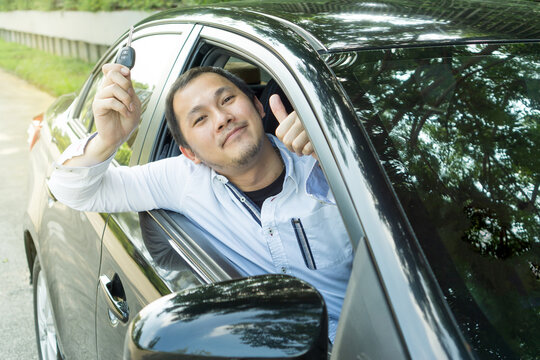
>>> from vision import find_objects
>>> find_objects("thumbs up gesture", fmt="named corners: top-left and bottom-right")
top-left (270, 94), bottom-right (317, 160)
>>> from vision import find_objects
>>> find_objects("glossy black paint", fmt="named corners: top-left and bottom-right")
top-left (125, 275), bottom-right (327, 360)
top-left (145, 0), bottom-right (540, 51)
top-left (23, 1), bottom-right (539, 359)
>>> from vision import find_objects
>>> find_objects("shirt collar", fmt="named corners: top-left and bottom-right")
top-left (268, 134), bottom-right (299, 192)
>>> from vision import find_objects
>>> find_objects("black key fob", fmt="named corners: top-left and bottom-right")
top-left (116, 26), bottom-right (135, 69)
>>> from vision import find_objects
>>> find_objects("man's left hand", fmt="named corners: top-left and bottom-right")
top-left (270, 94), bottom-right (317, 160)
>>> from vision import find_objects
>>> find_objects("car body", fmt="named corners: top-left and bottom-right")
top-left (24, 0), bottom-right (539, 359)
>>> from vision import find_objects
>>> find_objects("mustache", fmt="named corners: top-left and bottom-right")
top-left (221, 121), bottom-right (248, 146)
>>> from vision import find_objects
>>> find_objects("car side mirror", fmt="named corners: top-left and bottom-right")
top-left (124, 274), bottom-right (328, 360)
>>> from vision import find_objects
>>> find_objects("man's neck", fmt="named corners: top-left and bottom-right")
top-left (226, 139), bottom-right (284, 192)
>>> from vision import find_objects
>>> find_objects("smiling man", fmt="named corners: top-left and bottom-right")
top-left (171, 69), bottom-right (283, 192)
top-left (49, 64), bottom-right (353, 342)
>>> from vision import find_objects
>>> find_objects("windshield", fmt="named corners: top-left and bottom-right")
top-left (330, 43), bottom-right (540, 359)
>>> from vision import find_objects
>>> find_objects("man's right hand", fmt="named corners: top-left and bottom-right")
top-left (93, 64), bottom-right (141, 150)
top-left (64, 63), bottom-right (141, 167)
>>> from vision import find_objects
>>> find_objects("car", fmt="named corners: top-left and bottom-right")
top-left (24, 0), bottom-right (540, 359)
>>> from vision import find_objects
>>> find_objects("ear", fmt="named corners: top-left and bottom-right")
top-left (179, 146), bottom-right (201, 164)
top-left (253, 96), bottom-right (266, 119)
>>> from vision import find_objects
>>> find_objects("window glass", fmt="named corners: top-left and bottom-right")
top-left (331, 43), bottom-right (540, 358)
top-left (86, 33), bottom-right (184, 165)
top-left (80, 76), bottom-right (104, 130)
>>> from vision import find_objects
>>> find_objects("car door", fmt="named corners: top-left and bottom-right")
top-left (180, 25), bottom-right (418, 358)
top-left (37, 48), bottom-right (120, 360)
top-left (94, 23), bottom-right (211, 360)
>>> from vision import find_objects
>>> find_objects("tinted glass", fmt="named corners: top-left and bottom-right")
top-left (331, 43), bottom-right (540, 359)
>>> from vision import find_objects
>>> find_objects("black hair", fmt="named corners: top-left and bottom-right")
top-left (164, 66), bottom-right (255, 149)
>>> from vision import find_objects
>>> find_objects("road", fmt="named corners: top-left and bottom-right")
top-left (0, 68), bottom-right (55, 359)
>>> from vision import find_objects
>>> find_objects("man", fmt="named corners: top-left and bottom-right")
top-left (49, 63), bottom-right (353, 341)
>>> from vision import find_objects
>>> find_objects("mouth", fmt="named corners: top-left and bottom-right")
top-left (222, 125), bottom-right (247, 147)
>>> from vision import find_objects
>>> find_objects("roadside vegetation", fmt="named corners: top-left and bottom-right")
top-left (0, 39), bottom-right (93, 96)
top-left (0, 0), bottom-right (536, 11)
top-left (0, 0), bottom-right (236, 11)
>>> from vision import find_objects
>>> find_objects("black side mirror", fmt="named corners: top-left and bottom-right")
top-left (124, 274), bottom-right (328, 360)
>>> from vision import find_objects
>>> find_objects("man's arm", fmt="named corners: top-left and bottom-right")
top-left (64, 63), bottom-right (141, 167)
top-left (48, 62), bottom-right (160, 213)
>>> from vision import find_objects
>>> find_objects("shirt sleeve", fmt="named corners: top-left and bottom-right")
top-left (305, 160), bottom-right (336, 204)
top-left (56, 132), bottom-right (99, 165)
top-left (48, 137), bottom-right (187, 213)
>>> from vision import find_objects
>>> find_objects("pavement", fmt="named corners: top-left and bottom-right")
top-left (0, 68), bottom-right (55, 359)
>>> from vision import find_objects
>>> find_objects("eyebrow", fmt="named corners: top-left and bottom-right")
top-left (187, 86), bottom-right (234, 118)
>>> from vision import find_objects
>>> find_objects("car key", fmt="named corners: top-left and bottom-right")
top-left (116, 26), bottom-right (136, 69)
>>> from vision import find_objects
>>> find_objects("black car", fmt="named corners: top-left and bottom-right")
top-left (24, 1), bottom-right (539, 359)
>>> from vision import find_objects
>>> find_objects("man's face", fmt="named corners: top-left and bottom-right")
top-left (173, 72), bottom-right (266, 173)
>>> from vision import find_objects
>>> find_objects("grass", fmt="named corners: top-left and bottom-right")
top-left (0, 39), bottom-right (94, 97)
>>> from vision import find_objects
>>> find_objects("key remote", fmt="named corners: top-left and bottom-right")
top-left (116, 26), bottom-right (136, 69)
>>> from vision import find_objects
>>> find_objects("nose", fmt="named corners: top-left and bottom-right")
top-left (214, 108), bottom-right (233, 132)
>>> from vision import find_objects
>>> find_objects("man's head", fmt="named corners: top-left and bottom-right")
top-left (165, 66), bottom-right (267, 173)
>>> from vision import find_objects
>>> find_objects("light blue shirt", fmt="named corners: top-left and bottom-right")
top-left (49, 134), bottom-right (353, 341)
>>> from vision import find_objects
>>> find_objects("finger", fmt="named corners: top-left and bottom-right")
top-left (97, 84), bottom-right (134, 112)
top-left (93, 97), bottom-right (131, 119)
top-left (275, 112), bottom-right (297, 140)
top-left (102, 63), bottom-right (130, 78)
top-left (282, 119), bottom-right (305, 147)
top-left (302, 141), bottom-right (314, 156)
top-left (291, 131), bottom-right (311, 155)
top-left (269, 94), bottom-right (289, 123)
top-left (103, 70), bottom-right (133, 91)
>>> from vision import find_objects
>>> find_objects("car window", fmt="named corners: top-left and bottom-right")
top-left (330, 43), bottom-right (540, 359)
top-left (101, 30), bottom-right (206, 287)
top-left (82, 33), bottom-right (185, 165)
top-left (148, 53), bottom-right (281, 274)
top-left (148, 43), bottom-right (354, 349)
top-left (79, 75), bottom-right (105, 130)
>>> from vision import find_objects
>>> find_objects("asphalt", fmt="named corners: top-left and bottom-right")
top-left (0, 68), bottom-right (55, 359)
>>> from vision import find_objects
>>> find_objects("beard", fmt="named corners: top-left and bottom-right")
top-left (194, 134), bottom-right (264, 171)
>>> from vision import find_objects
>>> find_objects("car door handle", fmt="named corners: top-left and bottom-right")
top-left (44, 178), bottom-right (58, 207)
top-left (99, 274), bottom-right (129, 324)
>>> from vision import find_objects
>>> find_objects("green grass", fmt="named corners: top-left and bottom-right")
top-left (0, 0), bottom-right (238, 12)
top-left (0, 39), bottom-right (94, 97)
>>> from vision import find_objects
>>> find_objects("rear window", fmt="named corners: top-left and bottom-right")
top-left (331, 43), bottom-right (540, 359)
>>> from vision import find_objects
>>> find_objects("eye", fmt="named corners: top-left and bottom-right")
top-left (194, 115), bottom-right (206, 125)
top-left (223, 95), bottom-right (235, 104)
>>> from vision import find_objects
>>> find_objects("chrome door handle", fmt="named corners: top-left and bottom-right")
top-left (45, 179), bottom-right (57, 207)
top-left (99, 274), bottom-right (129, 324)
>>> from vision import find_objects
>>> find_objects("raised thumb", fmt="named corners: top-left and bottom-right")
top-left (269, 94), bottom-right (289, 123)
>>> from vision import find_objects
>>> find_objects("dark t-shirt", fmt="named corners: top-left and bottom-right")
top-left (244, 168), bottom-right (285, 209)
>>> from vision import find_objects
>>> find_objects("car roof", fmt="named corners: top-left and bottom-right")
top-left (141, 0), bottom-right (540, 52)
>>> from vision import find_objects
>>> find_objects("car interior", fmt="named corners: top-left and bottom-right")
top-left (141, 44), bottom-right (297, 281)
top-left (152, 44), bottom-right (293, 161)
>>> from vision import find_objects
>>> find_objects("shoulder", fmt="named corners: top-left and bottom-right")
top-left (133, 154), bottom-right (210, 185)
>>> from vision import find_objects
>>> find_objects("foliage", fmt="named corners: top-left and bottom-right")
top-left (0, 39), bottom-right (93, 96)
